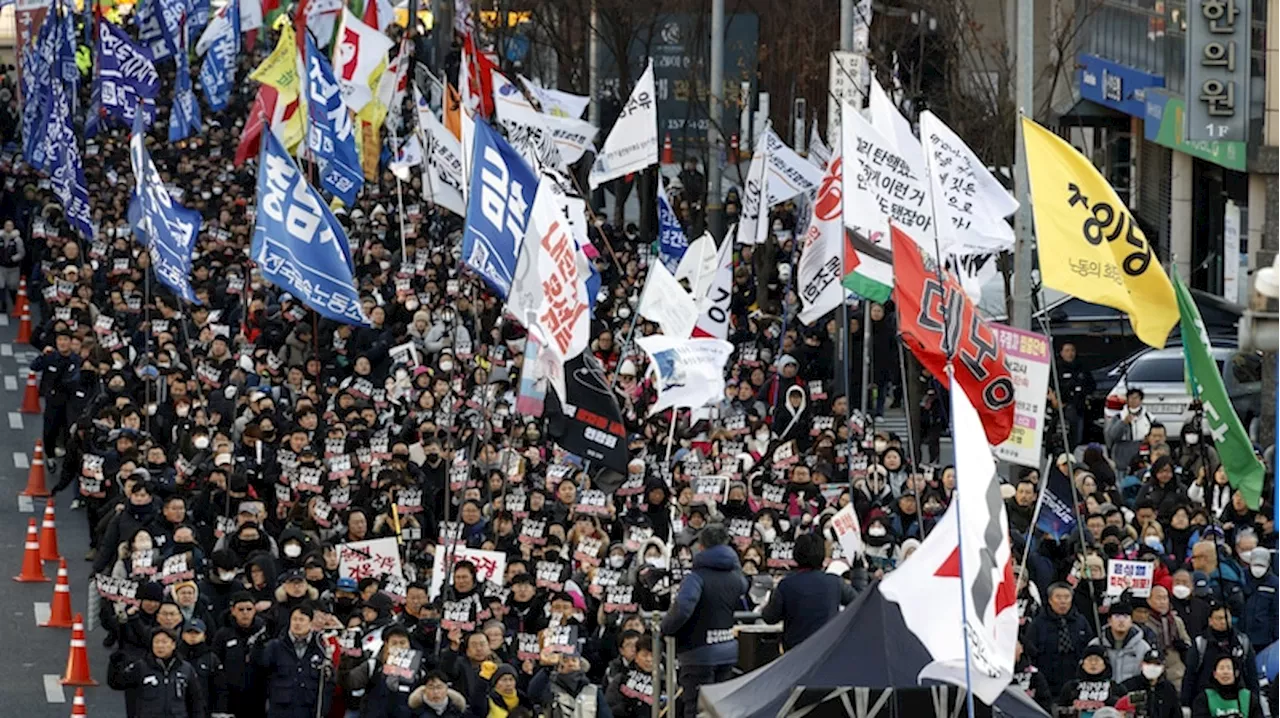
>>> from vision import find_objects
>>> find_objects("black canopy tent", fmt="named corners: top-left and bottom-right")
top-left (700, 583), bottom-right (1050, 718)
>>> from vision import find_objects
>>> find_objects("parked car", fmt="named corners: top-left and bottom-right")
top-left (1100, 345), bottom-right (1263, 440)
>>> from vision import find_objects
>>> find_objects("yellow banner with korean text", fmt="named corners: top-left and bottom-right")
top-left (1021, 117), bottom-right (1176, 348)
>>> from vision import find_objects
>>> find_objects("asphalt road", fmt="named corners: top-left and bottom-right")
top-left (0, 312), bottom-right (127, 717)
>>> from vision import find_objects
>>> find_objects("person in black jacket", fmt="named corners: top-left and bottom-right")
top-left (1028, 582), bottom-right (1096, 697)
top-left (258, 602), bottom-right (335, 718)
top-left (30, 328), bottom-right (81, 456)
top-left (211, 592), bottom-right (269, 718)
top-left (1057, 645), bottom-right (1127, 716)
top-left (659, 525), bottom-right (748, 718)
top-left (178, 619), bottom-right (227, 714)
top-left (760, 532), bottom-right (855, 650)
top-left (117, 627), bottom-right (207, 718)
top-left (1055, 342), bottom-right (1094, 446)
top-left (1119, 649), bottom-right (1180, 718)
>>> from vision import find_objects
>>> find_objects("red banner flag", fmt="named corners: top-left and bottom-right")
top-left (890, 226), bottom-right (1015, 445)
top-left (234, 85), bottom-right (279, 165)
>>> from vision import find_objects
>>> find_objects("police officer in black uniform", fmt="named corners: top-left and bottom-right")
top-left (117, 627), bottom-right (207, 718)
top-left (30, 327), bottom-right (80, 457)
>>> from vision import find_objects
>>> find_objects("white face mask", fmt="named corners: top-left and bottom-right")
top-left (873, 440), bottom-right (888, 453)
top-left (135, 540), bottom-right (153, 552)
top-left (146, 403), bottom-right (158, 416)
top-left (646, 556), bottom-right (666, 569)
top-left (193, 436), bottom-right (210, 450)
top-left (1251, 565), bottom-right (1269, 578)
top-left (1184, 433), bottom-right (1200, 445)
top-left (608, 555), bottom-right (626, 569)
top-left (758, 527), bottom-right (777, 544)
top-left (868, 526), bottom-right (886, 538)
top-left (755, 430), bottom-right (770, 442)
top-left (218, 570), bottom-right (238, 582)
top-left (1171, 584), bottom-right (1192, 600)
top-left (176, 405), bottom-right (190, 418)
top-left (283, 544), bottom-right (302, 558)
top-left (439, 361), bottom-right (454, 373)
top-left (1239, 549), bottom-right (1253, 563)
top-left (1141, 664), bottom-right (1164, 680)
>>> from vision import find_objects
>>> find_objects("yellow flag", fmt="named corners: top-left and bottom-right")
top-left (1021, 117), bottom-right (1176, 348)
top-left (249, 25), bottom-right (305, 152)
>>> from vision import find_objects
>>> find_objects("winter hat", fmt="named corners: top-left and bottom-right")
top-left (171, 579), bottom-right (198, 595)
top-left (1251, 549), bottom-right (1272, 571)
top-left (1083, 644), bottom-right (1108, 661)
top-left (139, 582), bottom-right (165, 603)
top-left (1108, 600), bottom-right (1132, 617)
top-left (490, 663), bottom-right (519, 687)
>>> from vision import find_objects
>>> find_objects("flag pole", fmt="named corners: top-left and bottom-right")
top-left (945, 363), bottom-right (978, 718)
top-left (390, 125), bottom-right (409, 261)
top-left (1016, 454), bottom-right (1057, 582)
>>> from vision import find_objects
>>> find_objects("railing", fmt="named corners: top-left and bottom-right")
top-left (642, 612), bottom-right (779, 718)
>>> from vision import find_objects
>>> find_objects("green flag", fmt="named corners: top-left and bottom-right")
top-left (1173, 273), bottom-right (1264, 509)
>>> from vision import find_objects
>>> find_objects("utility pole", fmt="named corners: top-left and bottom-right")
top-left (706, 0), bottom-right (725, 240)
top-left (840, 0), bottom-right (853, 52)
top-left (1010, 0), bottom-right (1035, 329)
top-left (587, 0), bottom-right (600, 128)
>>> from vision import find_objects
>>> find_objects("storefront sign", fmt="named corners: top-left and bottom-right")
top-left (1078, 54), bottom-right (1163, 118)
top-left (1185, 0), bottom-right (1251, 142)
top-left (1144, 89), bottom-right (1247, 171)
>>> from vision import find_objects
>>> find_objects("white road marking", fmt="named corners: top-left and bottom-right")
top-left (14, 452), bottom-right (28, 469)
top-left (43, 674), bottom-right (65, 703)
top-left (1, 343), bottom-right (12, 357)
top-left (0, 314), bottom-right (11, 326)
top-left (8, 412), bottom-right (21, 430)
top-left (34, 602), bottom-right (50, 626)
top-left (4, 376), bottom-right (16, 391)
top-left (17, 495), bottom-right (33, 513)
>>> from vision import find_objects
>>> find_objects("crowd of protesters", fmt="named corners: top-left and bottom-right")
top-left (1, 19), bottom-right (1278, 718)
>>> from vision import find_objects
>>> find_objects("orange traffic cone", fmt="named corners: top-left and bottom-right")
top-left (20, 440), bottom-right (49, 497)
top-left (21, 371), bottom-right (41, 414)
top-left (39, 499), bottom-right (61, 562)
top-left (70, 687), bottom-right (86, 717)
top-left (13, 518), bottom-right (48, 582)
top-left (10, 277), bottom-right (25, 318)
top-left (16, 306), bottom-right (31, 344)
top-left (61, 614), bottom-right (97, 686)
top-left (661, 133), bottom-right (674, 164)
top-left (728, 133), bottom-right (739, 165)
top-left (42, 558), bottom-right (73, 628)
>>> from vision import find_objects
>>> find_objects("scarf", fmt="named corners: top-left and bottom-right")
top-left (1147, 610), bottom-right (1180, 651)
top-left (1055, 613), bottom-right (1076, 654)
top-left (426, 697), bottom-right (450, 714)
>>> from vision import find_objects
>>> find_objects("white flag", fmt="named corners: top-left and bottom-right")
top-left (520, 76), bottom-right (591, 119)
top-left (334, 9), bottom-right (394, 113)
top-left (638, 261), bottom-right (698, 340)
top-left (674, 232), bottom-right (718, 297)
top-left (589, 60), bottom-right (658, 189)
top-left (377, 40), bottom-right (412, 132)
top-left (458, 46), bottom-right (477, 206)
top-left (239, 0), bottom-right (262, 32)
top-left (507, 177), bottom-right (592, 363)
top-left (918, 110), bottom-right (1018, 255)
top-left (691, 232), bottom-right (734, 340)
top-left (797, 150), bottom-right (846, 325)
top-left (738, 127), bottom-right (825, 245)
top-left (636, 335), bottom-right (734, 416)
top-left (879, 385), bottom-right (1017, 706)
top-left (389, 135), bottom-right (423, 181)
top-left (492, 72), bottom-right (597, 171)
top-left (414, 88), bottom-right (466, 216)
top-left (807, 123), bottom-right (831, 170)
top-left (196, 0), bottom-right (236, 56)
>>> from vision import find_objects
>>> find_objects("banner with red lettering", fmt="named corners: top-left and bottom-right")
top-left (890, 225), bottom-right (1015, 445)
top-left (545, 354), bottom-right (630, 474)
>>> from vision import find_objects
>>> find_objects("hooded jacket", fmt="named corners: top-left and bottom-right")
top-left (1089, 625), bottom-right (1152, 684)
top-left (659, 544), bottom-right (748, 666)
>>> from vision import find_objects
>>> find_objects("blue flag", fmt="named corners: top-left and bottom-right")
top-left (197, 0), bottom-right (238, 112)
top-left (130, 113), bottom-right (202, 303)
top-left (656, 174), bottom-right (688, 272)
top-left (187, 0), bottom-right (209, 44)
top-left (44, 66), bottom-right (94, 240)
top-left (92, 21), bottom-right (159, 131)
top-left (20, 9), bottom-right (59, 169)
top-left (462, 121), bottom-right (536, 299)
top-left (303, 34), bottom-right (363, 206)
top-left (1034, 465), bottom-right (1079, 541)
top-left (137, 0), bottom-right (186, 61)
top-left (169, 41), bottom-right (202, 142)
top-left (253, 131), bottom-right (370, 326)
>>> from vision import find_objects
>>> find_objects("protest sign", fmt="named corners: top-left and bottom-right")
top-left (428, 546), bottom-right (506, 600)
top-left (337, 537), bottom-right (404, 582)
top-left (1106, 559), bottom-right (1155, 597)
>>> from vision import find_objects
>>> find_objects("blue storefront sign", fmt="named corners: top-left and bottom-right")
top-left (1078, 54), bottom-right (1164, 118)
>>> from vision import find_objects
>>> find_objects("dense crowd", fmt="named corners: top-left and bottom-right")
top-left (0, 19), bottom-right (1277, 718)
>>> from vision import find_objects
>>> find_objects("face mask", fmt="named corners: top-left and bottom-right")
top-left (1141, 664), bottom-right (1164, 680)
top-left (146, 403), bottom-right (158, 416)
top-left (618, 307), bottom-right (631, 320)
top-left (868, 526), bottom-right (886, 538)
top-left (1144, 536), bottom-right (1164, 553)
top-left (759, 528), bottom-right (777, 544)
top-left (1171, 584), bottom-right (1192, 600)
top-left (873, 440), bottom-right (888, 453)
top-left (1184, 433), bottom-right (1199, 445)
top-left (755, 430), bottom-right (770, 442)
top-left (218, 570), bottom-right (238, 582)
top-left (283, 544), bottom-right (302, 558)
top-left (215, 453), bottom-right (231, 465)
top-left (1238, 549), bottom-right (1254, 564)
top-left (193, 436), bottom-right (210, 449)
top-left (176, 405), bottom-right (190, 418)
top-left (439, 361), bottom-right (454, 372)
top-left (645, 557), bottom-right (666, 569)
top-left (1251, 565), bottom-right (1268, 578)
top-left (608, 555), bottom-right (626, 569)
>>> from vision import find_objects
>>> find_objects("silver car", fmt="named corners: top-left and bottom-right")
top-left (1101, 346), bottom-right (1263, 439)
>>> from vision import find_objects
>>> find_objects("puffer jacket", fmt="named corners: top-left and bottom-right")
top-left (659, 543), bottom-right (748, 666)
top-left (1088, 625), bottom-right (1151, 684)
